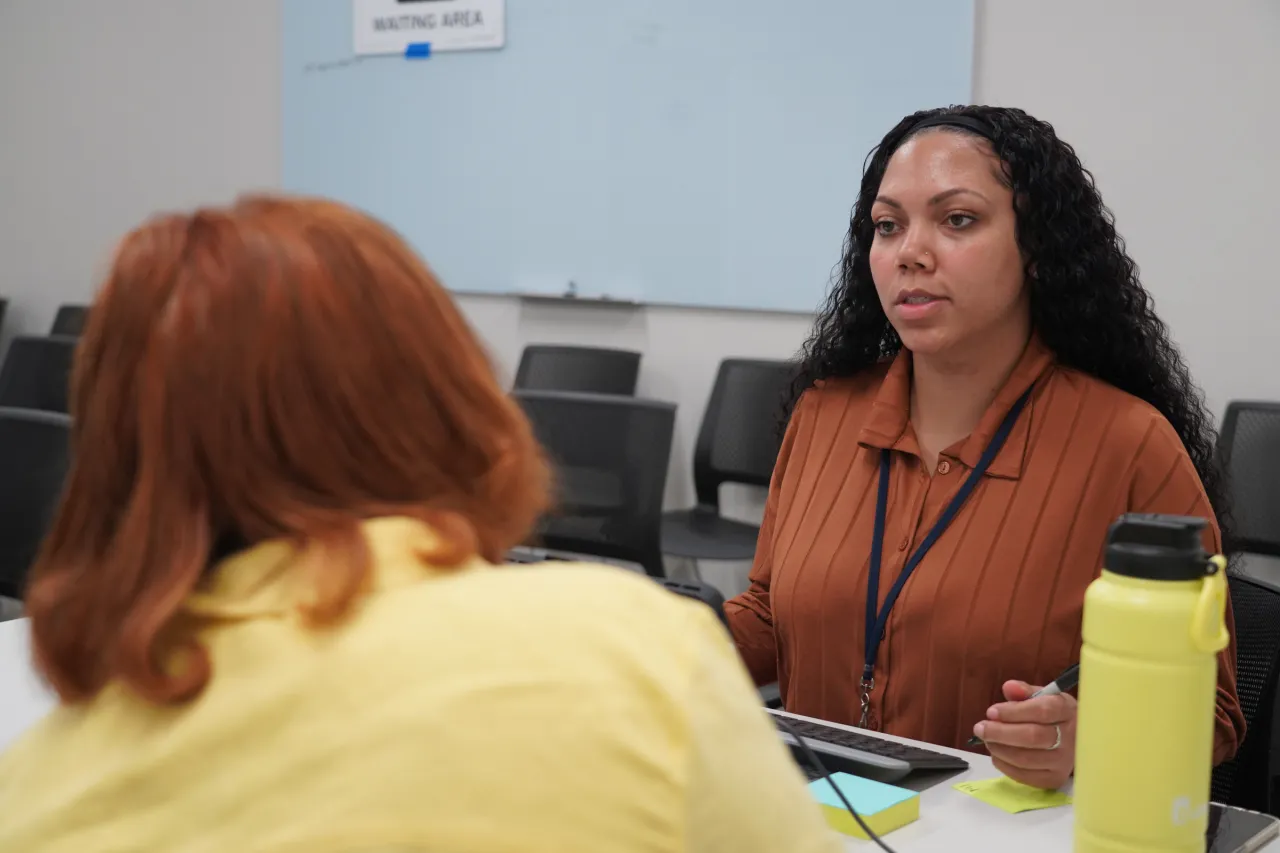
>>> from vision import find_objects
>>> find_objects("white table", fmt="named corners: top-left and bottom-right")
top-left (774, 710), bottom-right (1280, 852)
top-left (0, 618), bottom-right (55, 751)
top-left (0, 619), bottom-right (1273, 851)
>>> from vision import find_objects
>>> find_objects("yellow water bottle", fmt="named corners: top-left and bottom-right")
top-left (1074, 513), bottom-right (1229, 853)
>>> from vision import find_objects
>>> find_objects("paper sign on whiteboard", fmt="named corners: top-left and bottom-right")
top-left (353, 0), bottom-right (505, 55)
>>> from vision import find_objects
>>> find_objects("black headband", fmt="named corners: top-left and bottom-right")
top-left (905, 114), bottom-right (994, 141)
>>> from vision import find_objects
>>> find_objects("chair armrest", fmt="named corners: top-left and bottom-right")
top-left (759, 682), bottom-right (782, 708)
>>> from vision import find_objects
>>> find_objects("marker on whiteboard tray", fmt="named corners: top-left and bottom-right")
top-left (404, 42), bottom-right (432, 59)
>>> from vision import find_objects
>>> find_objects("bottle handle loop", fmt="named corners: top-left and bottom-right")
top-left (1191, 554), bottom-right (1229, 653)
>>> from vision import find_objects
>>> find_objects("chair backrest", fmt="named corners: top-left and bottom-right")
top-left (691, 358), bottom-right (794, 509)
top-left (0, 408), bottom-right (72, 599)
top-left (659, 578), bottom-right (728, 629)
top-left (1212, 572), bottom-right (1280, 813)
top-left (50, 304), bottom-right (89, 337)
top-left (514, 345), bottom-right (642, 396)
top-left (514, 390), bottom-right (675, 577)
top-left (1218, 401), bottom-right (1280, 556)
top-left (0, 336), bottom-right (78, 414)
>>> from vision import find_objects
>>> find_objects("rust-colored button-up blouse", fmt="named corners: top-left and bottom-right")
top-left (726, 337), bottom-right (1245, 763)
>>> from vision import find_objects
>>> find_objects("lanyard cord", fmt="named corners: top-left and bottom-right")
top-left (859, 387), bottom-right (1033, 727)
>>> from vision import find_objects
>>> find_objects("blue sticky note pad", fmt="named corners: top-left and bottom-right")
top-left (808, 772), bottom-right (920, 838)
top-left (810, 772), bottom-right (915, 811)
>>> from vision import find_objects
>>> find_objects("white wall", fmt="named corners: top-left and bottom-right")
top-left (2, 0), bottom-right (1277, 594)
top-left (974, 0), bottom-right (1280, 419)
top-left (0, 0), bottom-right (281, 333)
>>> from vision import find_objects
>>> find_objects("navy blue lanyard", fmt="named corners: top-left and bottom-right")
top-left (859, 387), bottom-right (1033, 726)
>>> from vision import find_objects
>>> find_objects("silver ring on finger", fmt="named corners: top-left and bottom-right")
top-left (1049, 724), bottom-right (1062, 751)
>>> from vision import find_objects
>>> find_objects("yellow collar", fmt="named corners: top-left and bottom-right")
top-left (183, 516), bottom-right (471, 620)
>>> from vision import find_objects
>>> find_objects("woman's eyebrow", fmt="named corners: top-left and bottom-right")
top-left (873, 187), bottom-right (990, 209)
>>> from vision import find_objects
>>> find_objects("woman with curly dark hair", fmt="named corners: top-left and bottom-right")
top-left (725, 105), bottom-right (1245, 790)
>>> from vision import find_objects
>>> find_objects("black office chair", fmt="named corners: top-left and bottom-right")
top-left (0, 333), bottom-right (77, 412)
top-left (1211, 572), bottom-right (1280, 814)
top-left (657, 576), bottom-right (784, 708)
top-left (661, 359), bottom-right (794, 562)
top-left (1216, 402), bottom-right (1280, 587)
top-left (515, 390), bottom-right (675, 578)
top-left (50, 304), bottom-right (89, 337)
top-left (514, 345), bottom-right (642, 396)
top-left (0, 335), bottom-right (77, 414)
top-left (660, 578), bottom-right (729, 629)
top-left (0, 408), bottom-right (72, 599)
top-left (1219, 402), bottom-right (1280, 557)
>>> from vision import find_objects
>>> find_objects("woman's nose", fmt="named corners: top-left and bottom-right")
top-left (896, 231), bottom-right (936, 271)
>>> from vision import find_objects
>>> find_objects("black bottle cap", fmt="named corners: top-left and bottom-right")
top-left (1105, 513), bottom-right (1211, 581)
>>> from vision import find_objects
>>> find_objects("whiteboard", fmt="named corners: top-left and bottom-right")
top-left (282, 0), bottom-right (973, 313)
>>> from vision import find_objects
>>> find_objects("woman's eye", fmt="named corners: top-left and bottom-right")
top-left (946, 213), bottom-right (976, 229)
top-left (874, 220), bottom-right (898, 236)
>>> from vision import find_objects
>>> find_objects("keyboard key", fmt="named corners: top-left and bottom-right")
top-left (773, 713), bottom-right (969, 778)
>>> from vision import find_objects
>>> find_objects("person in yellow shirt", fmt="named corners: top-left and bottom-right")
top-left (0, 196), bottom-right (842, 853)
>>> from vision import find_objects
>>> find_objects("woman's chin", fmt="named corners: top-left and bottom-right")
top-left (897, 329), bottom-right (955, 358)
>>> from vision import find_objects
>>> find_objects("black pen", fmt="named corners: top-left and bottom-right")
top-left (966, 663), bottom-right (1080, 746)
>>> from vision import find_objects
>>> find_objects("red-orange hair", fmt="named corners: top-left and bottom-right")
top-left (25, 195), bottom-right (550, 705)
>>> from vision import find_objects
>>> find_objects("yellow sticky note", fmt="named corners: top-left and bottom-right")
top-left (954, 777), bottom-right (1072, 814)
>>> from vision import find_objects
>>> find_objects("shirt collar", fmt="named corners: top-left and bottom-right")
top-left (856, 335), bottom-right (1055, 480)
top-left (184, 516), bottom-right (472, 620)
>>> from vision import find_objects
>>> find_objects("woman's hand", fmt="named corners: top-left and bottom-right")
top-left (973, 680), bottom-right (1076, 791)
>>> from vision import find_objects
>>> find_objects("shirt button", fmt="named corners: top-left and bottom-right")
top-left (937, 459), bottom-right (952, 475)
top-left (898, 536), bottom-right (909, 551)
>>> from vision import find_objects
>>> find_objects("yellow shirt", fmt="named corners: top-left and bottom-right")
top-left (0, 517), bottom-right (841, 853)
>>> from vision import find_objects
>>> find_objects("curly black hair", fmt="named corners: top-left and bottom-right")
top-left (790, 104), bottom-right (1232, 549)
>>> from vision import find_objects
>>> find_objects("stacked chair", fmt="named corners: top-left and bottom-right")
top-left (509, 344), bottom-right (793, 591)
top-left (515, 390), bottom-right (674, 578)
top-left (1211, 400), bottom-right (1280, 813)
top-left (0, 409), bottom-right (72, 600)
top-left (0, 304), bottom-right (81, 610)
top-left (0, 336), bottom-right (77, 414)
top-left (514, 344), bottom-right (641, 396)
top-left (661, 359), bottom-right (793, 567)
top-left (510, 344), bottom-right (667, 574)
top-left (1211, 573), bottom-right (1280, 814)
top-left (1217, 402), bottom-right (1280, 585)
top-left (50, 304), bottom-right (89, 338)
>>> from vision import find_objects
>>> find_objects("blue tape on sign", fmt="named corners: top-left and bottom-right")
top-left (405, 42), bottom-right (431, 59)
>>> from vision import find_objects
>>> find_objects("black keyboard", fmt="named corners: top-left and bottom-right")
top-left (801, 764), bottom-right (829, 782)
top-left (505, 548), bottom-right (550, 564)
top-left (770, 709), bottom-right (969, 784)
